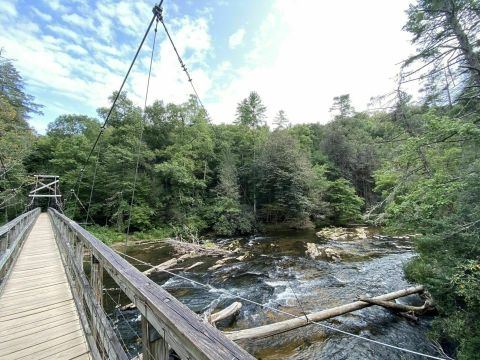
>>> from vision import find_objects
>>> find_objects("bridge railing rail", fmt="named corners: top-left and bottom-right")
top-left (0, 208), bottom-right (41, 287)
top-left (48, 207), bottom-right (253, 360)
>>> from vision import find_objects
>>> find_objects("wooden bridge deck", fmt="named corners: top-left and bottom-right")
top-left (0, 213), bottom-right (91, 360)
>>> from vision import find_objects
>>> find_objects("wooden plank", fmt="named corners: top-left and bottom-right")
top-left (0, 320), bottom-right (83, 352)
top-left (0, 311), bottom-right (77, 337)
top-left (14, 335), bottom-right (88, 360)
top-left (36, 343), bottom-right (90, 360)
top-left (0, 304), bottom-right (79, 330)
top-left (0, 298), bottom-right (73, 317)
top-left (0, 213), bottom-right (91, 360)
top-left (1, 329), bottom-right (87, 360)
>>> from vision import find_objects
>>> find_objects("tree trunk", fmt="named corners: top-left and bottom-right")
top-left (446, 1), bottom-right (480, 86)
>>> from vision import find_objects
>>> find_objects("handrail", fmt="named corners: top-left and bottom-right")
top-left (48, 208), bottom-right (254, 360)
top-left (0, 208), bottom-right (40, 237)
top-left (0, 208), bottom-right (41, 288)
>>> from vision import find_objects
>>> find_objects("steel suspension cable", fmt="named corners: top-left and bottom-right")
top-left (159, 13), bottom-right (208, 114)
top-left (124, 19), bottom-right (159, 255)
top-left (85, 132), bottom-right (104, 224)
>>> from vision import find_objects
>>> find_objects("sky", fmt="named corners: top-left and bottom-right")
top-left (0, 0), bottom-right (416, 133)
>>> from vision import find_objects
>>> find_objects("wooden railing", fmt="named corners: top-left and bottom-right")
top-left (0, 208), bottom-right (40, 288)
top-left (48, 208), bottom-right (254, 360)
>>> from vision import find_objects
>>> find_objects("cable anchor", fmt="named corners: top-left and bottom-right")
top-left (152, 4), bottom-right (163, 22)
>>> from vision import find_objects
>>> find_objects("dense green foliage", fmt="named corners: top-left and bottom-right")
top-left (19, 91), bottom-right (368, 235)
top-left (1, 0), bottom-right (480, 356)
top-left (0, 54), bottom-right (41, 220)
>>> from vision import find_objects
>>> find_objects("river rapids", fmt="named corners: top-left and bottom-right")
top-left (104, 228), bottom-right (443, 359)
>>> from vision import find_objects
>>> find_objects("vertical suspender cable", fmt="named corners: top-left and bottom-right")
top-left (85, 131), bottom-right (104, 224)
top-left (124, 19), bottom-right (160, 255)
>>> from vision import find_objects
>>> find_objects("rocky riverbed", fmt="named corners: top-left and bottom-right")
top-left (105, 227), bottom-right (442, 359)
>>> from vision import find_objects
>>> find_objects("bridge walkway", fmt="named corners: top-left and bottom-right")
top-left (0, 213), bottom-right (91, 360)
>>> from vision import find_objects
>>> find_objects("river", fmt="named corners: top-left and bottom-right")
top-left (105, 228), bottom-right (443, 359)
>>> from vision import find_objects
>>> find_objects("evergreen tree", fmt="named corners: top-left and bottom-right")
top-left (273, 110), bottom-right (289, 130)
top-left (235, 91), bottom-right (267, 128)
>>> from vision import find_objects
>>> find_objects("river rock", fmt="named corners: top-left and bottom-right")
top-left (355, 227), bottom-right (368, 239)
top-left (316, 226), bottom-right (370, 241)
top-left (316, 227), bottom-right (350, 240)
top-left (305, 243), bottom-right (342, 262)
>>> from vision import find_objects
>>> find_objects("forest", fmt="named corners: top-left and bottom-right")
top-left (1, 0), bottom-right (480, 358)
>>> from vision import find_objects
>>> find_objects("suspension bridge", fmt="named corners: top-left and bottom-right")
top-left (0, 203), bottom-right (253, 360)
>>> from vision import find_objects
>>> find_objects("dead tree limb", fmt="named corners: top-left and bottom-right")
top-left (357, 296), bottom-right (433, 314)
top-left (208, 302), bottom-right (242, 326)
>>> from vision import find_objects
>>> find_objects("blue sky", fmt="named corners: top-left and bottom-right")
top-left (0, 0), bottom-right (415, 133)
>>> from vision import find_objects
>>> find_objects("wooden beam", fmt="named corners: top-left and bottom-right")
top-left (142, 316), bottom-right (169, 360)
top-left (29, 179), bottom-right (59, 194)
top-left (29, 195), bottom-right (62, 197)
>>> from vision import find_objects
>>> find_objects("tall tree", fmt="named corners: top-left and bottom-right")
top-left (235, 91), bottom-right (267, 128)
top-left (403, 0), bottom-right (480, 101)
top-left (0, 53), bottom-right (42, 124)
top-left (329, 94), bottom-right (354, 118)
top-left (235, 91), bottom-right (268, 218)
top-left (206, 148), bottom-right (253, 235)
top-left (257, 131), bottom-right (315, 226)
top-left (0, 54), bottom-right (40, 221)
top-left (273, 110), bottom-right (289, 130)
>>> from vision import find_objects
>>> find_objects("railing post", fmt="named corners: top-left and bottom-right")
top-left (90, 254), bottom-right (104, 357)
top-left (74, 236), bottom-right (84, 271)
top-left (0, 233), bottom-right (7, 253)
top-left (142, 316), bottom-right (169, 360)
top-left (91, 255), bottom-right (103, 306)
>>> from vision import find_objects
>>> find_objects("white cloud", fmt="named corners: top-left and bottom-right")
top-left (66, 44), bottom-right (88, 56)
top-left (1, 0), bottom-right (417, 134)
top-left (0, 1), bottom-right (17, 17)
top-left (43, 0), bottom-right (68, 12)
top-left (228, 28), bottom-right (245, 49)
top-left (0, 1), bottom-right (213, 132)
top-left (128, 15), bottom-right (213, 107)
top-left (62, 13), bottom-right (95, 31)
top-left (47, 24), bottom-right (79, 41)
top-left (208, 0), bottom-right (415, 126)
top-left (88, 41), bottom-right (121, 57)
top-left (32, 8), bottom-right (52, 22)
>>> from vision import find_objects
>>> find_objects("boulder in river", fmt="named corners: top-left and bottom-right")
top-left (316, 226), bottom-right (369, 241)
top-left (305, 243), bottom-right (342, 262)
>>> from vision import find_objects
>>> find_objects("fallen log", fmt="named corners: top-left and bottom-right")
top-left (224, 285), bottom-right (424, 341)
top-left (142, 254), bottom-right (193, 276)
top-left (184, 261), bottom-right (204, 271)
top-left (357, 296), bottom-right (433, 314)
top-left (167, 239), bottom-right (235, 257)
top-left (208, 302), bottom-right (243, 326)
top-left (143, 258), bottom-right (178, 276)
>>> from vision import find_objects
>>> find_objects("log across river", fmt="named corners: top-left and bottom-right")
top-left (108, 228), bottom-right (442, 359)
top-left (224, 285), bottom-right (425, 341)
